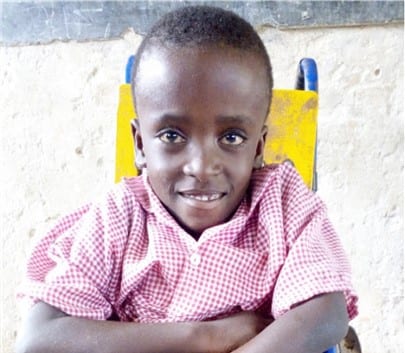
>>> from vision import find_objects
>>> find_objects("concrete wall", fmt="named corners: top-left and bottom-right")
top-left (1, 24), bottom-right (403, 353)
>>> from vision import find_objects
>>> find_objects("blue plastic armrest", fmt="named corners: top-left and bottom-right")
top-left (126, 55), bottom-right (136, 84)
top-left (295, 58), bottom-right (318, 92)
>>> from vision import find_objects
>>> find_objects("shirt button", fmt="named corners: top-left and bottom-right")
top-left (190, 253), bottom-right (201, 267)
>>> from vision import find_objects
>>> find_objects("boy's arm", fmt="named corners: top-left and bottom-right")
top-left (232, 292), bottom-right (348, 353)
top-left (15, 301), bottom-right (271, 353)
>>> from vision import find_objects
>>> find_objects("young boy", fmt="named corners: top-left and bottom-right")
top-left (16, 6), bottom-right (357, 353)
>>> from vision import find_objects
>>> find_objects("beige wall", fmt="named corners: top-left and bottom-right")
top-left (1, 24), bottom-right (403, 353)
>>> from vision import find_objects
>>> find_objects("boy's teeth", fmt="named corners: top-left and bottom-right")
top-left (185, 193), bottom-right (221, 201)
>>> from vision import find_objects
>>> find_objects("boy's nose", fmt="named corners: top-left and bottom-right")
top-left (183, 145), bottom-right (223, 182)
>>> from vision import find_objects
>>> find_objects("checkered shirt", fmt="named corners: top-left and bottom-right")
top-left (19, 163), bottom-right (358, 322)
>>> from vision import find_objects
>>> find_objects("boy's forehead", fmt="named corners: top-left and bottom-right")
top-left (133, 44), bottom-right (270, 129)
top-left (134, 45), bottom-right (269, 105)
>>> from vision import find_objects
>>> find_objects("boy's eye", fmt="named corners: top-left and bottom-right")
top-left (220, 133), bottom-right (246, 146)
top-left (158, 131), bottom-right (186, 144)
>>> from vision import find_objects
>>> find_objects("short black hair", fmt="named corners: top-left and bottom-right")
top-left (132, 5), bottom-right (273, 111)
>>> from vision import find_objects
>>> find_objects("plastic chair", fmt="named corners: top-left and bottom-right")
top-left (115, 56), bottom-right (342, 353)
top-left (115, 56), bottom-right (319, 192)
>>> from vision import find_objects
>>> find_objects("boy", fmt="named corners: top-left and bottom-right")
top-left (16, 6), bottom-right (357, 353)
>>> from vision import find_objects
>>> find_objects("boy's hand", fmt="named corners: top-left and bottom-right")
top-left (205, 311), bottom-right (273, 353)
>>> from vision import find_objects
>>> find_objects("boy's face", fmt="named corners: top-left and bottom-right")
top-left (133, 45), bottom-right (269, 237)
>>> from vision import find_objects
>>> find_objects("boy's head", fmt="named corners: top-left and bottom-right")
top-left (131, 6), bottom-right (273, 237)
top-left (132, 5), bottom-right (273, 106)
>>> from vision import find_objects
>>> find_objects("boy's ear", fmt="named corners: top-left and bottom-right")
top-left (253, 125), bottom-right (268, 169)
top-left (131, 119), bottom-right (147, 170)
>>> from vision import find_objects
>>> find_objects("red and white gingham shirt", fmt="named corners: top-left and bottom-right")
top-left (19, 163), bottom-right (358, 322)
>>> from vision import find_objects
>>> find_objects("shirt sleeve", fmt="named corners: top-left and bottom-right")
top-left (18, 183), bottom-right (136, 320)
top-left (271, 163), bottom-right (358, 320)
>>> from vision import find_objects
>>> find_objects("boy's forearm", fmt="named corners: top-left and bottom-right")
top-left (16, 302), bottom-right (270, 353)
top-left (16, 302), bottom-right (210, 353)
top-left (20, 319), bottom-right (199, 353)
top-left (231, 292), bottom-right (349, 353)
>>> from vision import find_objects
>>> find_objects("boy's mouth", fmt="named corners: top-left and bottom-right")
top-left (178, 191), bottom-right (226, 202)
top-left (180, 192), bottom-right (224, 202)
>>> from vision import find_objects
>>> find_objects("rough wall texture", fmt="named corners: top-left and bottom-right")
top-left (1, 24), bottom-right (403, 353)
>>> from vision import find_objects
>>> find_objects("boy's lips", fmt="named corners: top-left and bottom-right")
top-left (180, 191), bottom-right (224, 201)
